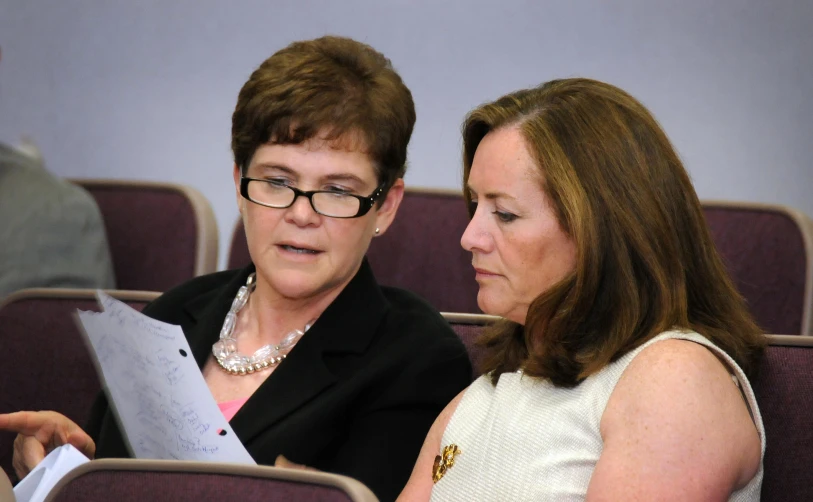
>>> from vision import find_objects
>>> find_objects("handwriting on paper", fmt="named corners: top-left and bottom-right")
top-left (76, 292), bottom-right (255, 464)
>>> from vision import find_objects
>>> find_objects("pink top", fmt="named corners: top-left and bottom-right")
top-left (218, 397), bottom-right (249, 422)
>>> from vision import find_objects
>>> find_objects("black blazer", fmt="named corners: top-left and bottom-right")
top-left (86, 260), bottom-right (472, 501)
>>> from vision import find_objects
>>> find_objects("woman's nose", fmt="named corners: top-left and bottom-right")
top-left (460, 210), bottom-right (489, 253)
top-left (284, 194), bottom-right (320, 226)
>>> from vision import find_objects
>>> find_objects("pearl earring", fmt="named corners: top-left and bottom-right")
top-left (375, 227), bottom-right (381, 235)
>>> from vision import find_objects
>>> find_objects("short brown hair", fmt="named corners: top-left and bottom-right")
top-left (232, 36), bottom-right (415, 190)
top-left (464, 79), bottom-right (765, 387)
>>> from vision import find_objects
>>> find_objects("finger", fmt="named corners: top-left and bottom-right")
top-left (275, 454), bottom-right (294, 468)
top-left (31, 414), bottom-right (63, 449)
top-left (20, 435), bottom-right (47, 470)
top-left (275, 455), bottom-right (304, 469)
top-left (47, 426), bottom-right (68, 451)
top-left (0, 411), bottom-right (78, 440)
top-left (38, 415), bottom-right (95, 459)
top-left (11, 411), bottom-right (81, 451)
top-left (0, 411), bottom-right (49, 435)
top-left (65, 429), bottom-right (96, 459)
top-left (4, 411), bottom-right (91, 458)
top-left (12, 434), bottom-right (29, 479)
top-left (275, 455), bottom-right (319, 472)
top-left (12, 434), bottom-right (45, 479)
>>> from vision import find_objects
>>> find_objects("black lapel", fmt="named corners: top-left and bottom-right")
top-left (228, 258), bottom-right (390, 445)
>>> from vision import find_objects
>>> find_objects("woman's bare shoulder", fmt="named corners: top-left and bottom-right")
top-left (590, 338), bottom-right (761, 500)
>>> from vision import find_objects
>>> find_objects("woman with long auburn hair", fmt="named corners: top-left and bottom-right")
top-left (400, 78), bottom-right (765, 501)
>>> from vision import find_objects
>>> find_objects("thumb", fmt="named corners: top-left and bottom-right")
top-left (65, 430), bottom-right (96, 460)
top-left (275, 455), bottom-right (319, 472)
top-left (275, 455), bottom-right (297, 468)
top-left (275, 455), bottom-right (305, 470)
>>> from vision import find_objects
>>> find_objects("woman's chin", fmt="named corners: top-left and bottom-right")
top-left (476, 293), bottom-right (503, 317)
top-left (477, 294), bottom-right (526, 324)
top-left (274, 281), bottom-right (324, 300)
top-left (260, 273), bottom-right (321, 300)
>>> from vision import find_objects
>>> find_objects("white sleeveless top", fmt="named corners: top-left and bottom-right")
top-left (430, 330), bottom-right (764, 501)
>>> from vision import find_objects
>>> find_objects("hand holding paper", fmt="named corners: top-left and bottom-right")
top-left (5, 291), bottom-right (255, 502)
top-left (12, 444), bottom-right (89, 502)
top-left (0, 411), bottom-right (94, 479)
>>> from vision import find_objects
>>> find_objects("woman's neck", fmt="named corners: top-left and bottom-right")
top-left (235, 274), bottom-right (346, 348)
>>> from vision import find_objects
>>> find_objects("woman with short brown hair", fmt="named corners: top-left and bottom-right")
top-left (2, 36), bottom-right (471, 502)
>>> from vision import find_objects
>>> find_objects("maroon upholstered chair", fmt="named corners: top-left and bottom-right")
top-left (0, 288), bottom-right (160, 481)
top-left (43, 459), bottom-right (378, 502)
top-left (442, 312), bottom-right (499, 380)
top-left (228, 188), bottom-right (480, 313)
top-left (703, 201), bottom-right (813, 335)
top-left (367, 189), bottom-right (478, 313)
top-left (753, 334), bottom-right (813, 502)
top-left (226, 217), bottom-right (251, 271)
top-left (72, 179), bottom-right (219, 292)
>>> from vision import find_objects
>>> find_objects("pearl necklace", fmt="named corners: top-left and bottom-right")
top-left (212, 273), bottom-right (313, 376)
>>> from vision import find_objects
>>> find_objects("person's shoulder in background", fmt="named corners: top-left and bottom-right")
top-left (0, 141), bottom-right (116, 298)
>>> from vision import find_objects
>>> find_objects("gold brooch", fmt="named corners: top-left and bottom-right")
top-left (432, 444), bottom-right (461, 483)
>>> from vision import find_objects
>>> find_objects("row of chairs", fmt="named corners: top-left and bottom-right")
top-left (71, 179), bottom-right (219, 292)
top-left (0, 457), bottom-right (376, 502)
top-left (72, 179), bottom-right (813, 334)
top-left (0, 288), bottom-right (811, 501)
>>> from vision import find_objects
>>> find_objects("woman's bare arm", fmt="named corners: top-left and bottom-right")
top-left (397, 388), bottom-right (468, 502)
top-left (587, 339), bottom-right (761, 502)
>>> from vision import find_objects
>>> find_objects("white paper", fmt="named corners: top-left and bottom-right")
top-left (76, 291), bottom-right (255, 464)
top-left (13, 444), bottom-right (90, 502)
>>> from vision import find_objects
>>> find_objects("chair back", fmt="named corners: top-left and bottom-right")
top-left (0, 288), bottom-right (160, 480)
top-left (44, 459), bottom-right (378, 502)
top-left (72, 179), bottom-right (218, 292)
top-left (226, 219), bottom-right (251, 271)
top-left (367, 188), bottom-right (478, 312)
top-left (442, 312), bottom-right (499, 380)
top-left (703, 201), bottom-right (813, 335)
top-left (754, 335), bottom-right (813, 501)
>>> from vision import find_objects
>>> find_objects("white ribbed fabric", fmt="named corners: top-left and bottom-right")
top-left (430, 330), bottom-right (764, 501)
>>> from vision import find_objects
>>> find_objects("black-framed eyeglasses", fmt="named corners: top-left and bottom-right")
top-left (240, 177), bottom-right (386, 218)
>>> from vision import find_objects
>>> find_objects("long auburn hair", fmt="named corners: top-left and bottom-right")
top-left (464, 79), bottom-right (765, 388)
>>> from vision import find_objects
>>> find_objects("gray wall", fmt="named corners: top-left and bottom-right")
top-left (1, 0), bottom-right (811, 268)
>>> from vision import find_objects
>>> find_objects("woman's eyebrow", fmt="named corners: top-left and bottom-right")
top-left (322, 173), bottom-right (366, 185)
top-left (467, 185), bottom-right (516, 200)
top-left (250, 165), bottom-right (368, 187)
top-left (486, 192), bottom-right (516, 201)
top-left (251, 163), bottom-right (297, 176)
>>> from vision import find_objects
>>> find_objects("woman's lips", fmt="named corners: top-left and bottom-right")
top-left (473, 267), bottom-right (499, 278)
top-left (275, 243), bottom-right (323, 260)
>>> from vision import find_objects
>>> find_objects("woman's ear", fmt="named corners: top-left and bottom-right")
top-left (374, 178), bottom-right (405, 236)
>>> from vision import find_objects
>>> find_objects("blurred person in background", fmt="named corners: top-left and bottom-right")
top-left (0, 46), bottom-right (115, 299)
